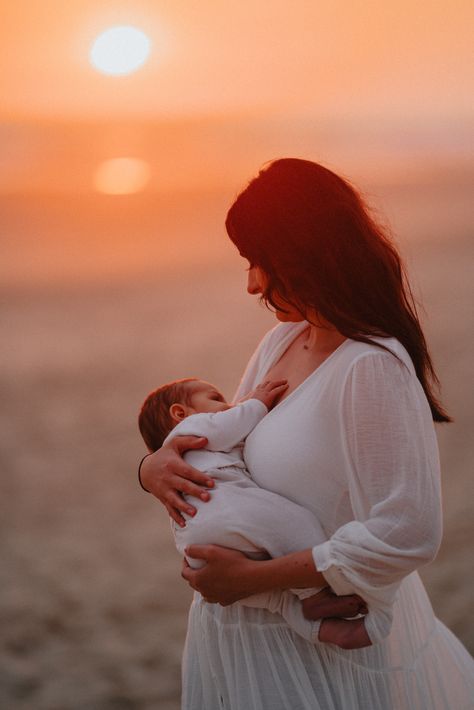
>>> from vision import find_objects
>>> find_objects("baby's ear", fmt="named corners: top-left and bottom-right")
top-left (169, 403), bottom-right (187, 423)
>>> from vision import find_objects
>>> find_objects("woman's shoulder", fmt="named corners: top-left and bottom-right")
top-left (338, 336), bottom-right (416, 379)
top-left (337, 338), bottom-right (434, 426)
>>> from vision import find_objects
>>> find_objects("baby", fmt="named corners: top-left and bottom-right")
top-left (139, 377), bottom-right (392, 649)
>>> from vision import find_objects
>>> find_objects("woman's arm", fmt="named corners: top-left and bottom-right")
top-left (140, 436), bottom-right (214, 526)
top-left (182, 546), bottom-right (326, 604)
top-left (312, 352), bottom-right (442, 601)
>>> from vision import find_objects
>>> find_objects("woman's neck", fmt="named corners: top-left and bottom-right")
top-left (302, 317), bottom-right (345, 353)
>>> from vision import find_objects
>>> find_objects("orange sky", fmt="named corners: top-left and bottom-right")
top-left (1, 0), bottom-right (473, 121)
top-left (0, 1), bottom-right (472, 288)
top-left (0, 1), bottom-right (472, 196)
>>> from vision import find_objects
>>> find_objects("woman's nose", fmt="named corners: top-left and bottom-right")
top-left (247, 267), bottom-right (261, 295)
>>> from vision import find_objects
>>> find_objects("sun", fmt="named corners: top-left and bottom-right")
top-left (90, 26), bottom-right (151, 76)
top-left (94, 158), bottom-right (151, 195)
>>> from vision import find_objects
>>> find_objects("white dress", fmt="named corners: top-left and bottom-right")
top-left (181, 322), bottom-right (474, 710)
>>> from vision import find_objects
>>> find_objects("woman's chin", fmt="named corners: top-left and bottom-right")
top-left (275, 310), bottom-right (305, 323)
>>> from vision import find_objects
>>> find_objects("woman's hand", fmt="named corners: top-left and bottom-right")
top-left (140, 437), bottom-right (215, 527)
top-left (182, 545), bottom-right (259, 604)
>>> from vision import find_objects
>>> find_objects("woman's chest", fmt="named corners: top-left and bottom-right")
top-left (243, 380), bottom-right (351, 533)
top-left (264, 338), bottom-right (338, 407)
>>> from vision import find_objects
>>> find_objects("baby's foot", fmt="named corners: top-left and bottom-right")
top-left (302, 587), bottom-right (367, 621)
top-left (319, 617), bottom-right (372, 650)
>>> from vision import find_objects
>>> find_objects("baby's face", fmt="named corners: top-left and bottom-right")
top-left (187, 381), bottom-right (230, 414)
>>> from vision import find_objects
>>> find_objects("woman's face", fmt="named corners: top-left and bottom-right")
top-left (246, 264), bottom-right (305, 323)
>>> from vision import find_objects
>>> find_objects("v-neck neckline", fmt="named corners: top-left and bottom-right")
top-left (260, 322), bottom-right (349, 414)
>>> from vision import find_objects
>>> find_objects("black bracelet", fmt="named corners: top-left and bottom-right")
top-left (138, 453), bottom-right (153, 493)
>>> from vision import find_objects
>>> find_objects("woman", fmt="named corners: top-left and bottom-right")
top-left (140, 159), bottom-right (474, 709)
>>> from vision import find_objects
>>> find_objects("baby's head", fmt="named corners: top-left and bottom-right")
top-left (138, 378), bottom-right (230, 451)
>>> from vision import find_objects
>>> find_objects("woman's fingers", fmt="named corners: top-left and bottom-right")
top-left (168, 437), bottom-right (215, 485)
top-left (164, 489), bottom-right (196, 517)
top-left (164, 469), bottom-right (215, 520)
top-left (171, 435), bottom-right (208, 455)
top-left (180, 546), bottom-right (253, 604)
top-left (181, 558), bottom-right (199, 587)
top-left (170, 471), bottom-right (213, 501)
top-left (139, 437), bottom-right (215, 524)
top-left (184, 544), bottom-right (214, 562)
top-left (181, 549), bottom-right (222, 599)
top-left (181, 561), bottom-right (215, 603)
top-left (165, 502), bottom-right (186, 528)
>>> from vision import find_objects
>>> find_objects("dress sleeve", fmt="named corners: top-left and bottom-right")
top-left (312, 351), bottom-right (443, 602)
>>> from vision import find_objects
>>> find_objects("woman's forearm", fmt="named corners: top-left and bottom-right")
top-left (250, 549), bottom-right (327, 593)
top-left (182, 545), bottom-right (327, 604)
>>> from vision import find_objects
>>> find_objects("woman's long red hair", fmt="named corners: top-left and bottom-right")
top-left (226, 158), bottom-right (450, 423)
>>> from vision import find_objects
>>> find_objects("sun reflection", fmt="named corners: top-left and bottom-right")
top-left (90, 26), bottom-right (151, 76)
top-left (94, 158), bottom-right (151, 194)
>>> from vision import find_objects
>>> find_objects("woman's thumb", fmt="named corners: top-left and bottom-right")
top-left (173, 435), bottom-right (208, 452)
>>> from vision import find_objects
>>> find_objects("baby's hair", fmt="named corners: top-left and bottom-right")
top-left (138, 378), bottom-right (199, 452)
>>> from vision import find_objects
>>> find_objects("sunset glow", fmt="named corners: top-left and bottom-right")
top-left (0, 7), bottom-right (473, 710)
top-left (94, 158), bottom-right (151, 194)
top-left (89, 26), bottom-right (151, 76)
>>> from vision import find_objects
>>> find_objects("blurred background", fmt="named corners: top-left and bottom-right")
top-left (1, 1), bottom-right (473, 708)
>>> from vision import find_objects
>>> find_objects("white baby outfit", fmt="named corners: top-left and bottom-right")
top-left (165, 398), bottom-right (393, 645)
top-left (180, 322), bottom-right (474, 710)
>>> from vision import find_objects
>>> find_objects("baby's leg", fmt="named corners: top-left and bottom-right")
top-left (319, 617), bottom-right (372, 649)
top-left (301, 587), bottom-right (396, 646)
top-left (173, 483), bottom-right (273, 569)
top-left (235, 487), bottom-right (328, 600)
top-left (300, 586), bottom-right (367, 622)
top-left (241, 590), bottom-right (321, 644)
top-left (174, 481), bottom-right (325, 563)
top-left (243, 590), bottom-right (373, 649)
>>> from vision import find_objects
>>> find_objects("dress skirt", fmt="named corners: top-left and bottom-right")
top-left (182, 573), bottom-right (474, 710)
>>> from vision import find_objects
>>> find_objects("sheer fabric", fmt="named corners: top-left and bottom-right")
top-left (181, 323), bottom-right (474, 709)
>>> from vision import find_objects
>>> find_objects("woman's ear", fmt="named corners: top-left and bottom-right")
top-left (169, 403), bottom-right (187, 423)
